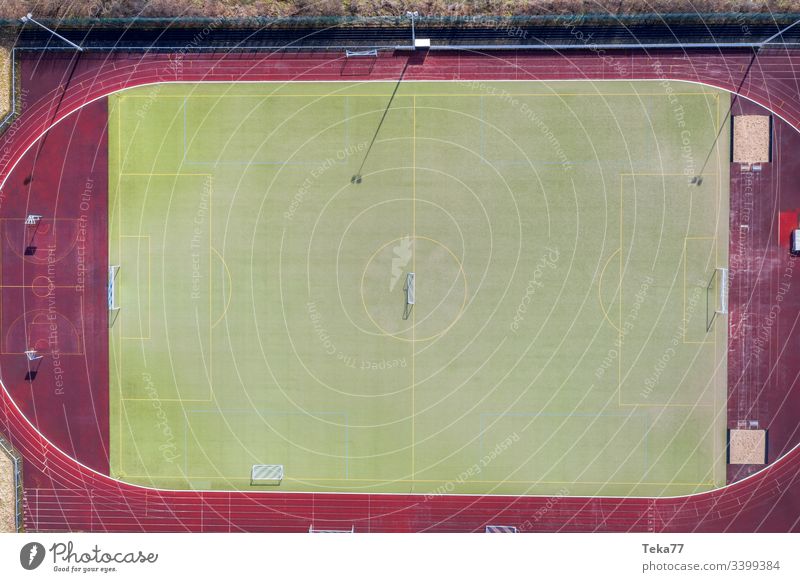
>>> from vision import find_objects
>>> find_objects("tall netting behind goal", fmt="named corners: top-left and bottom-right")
top-left (108, 265), bottom-right (121, 327)
top-left (706, 267), bottom-right (728, 332)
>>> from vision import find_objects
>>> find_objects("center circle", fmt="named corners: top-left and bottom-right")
top-left (360, 235), bottom-right (468, 342)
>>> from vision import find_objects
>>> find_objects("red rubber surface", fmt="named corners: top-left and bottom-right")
top-left (0, 48), bottom-right (798, 532)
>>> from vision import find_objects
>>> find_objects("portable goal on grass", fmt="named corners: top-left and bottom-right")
top-left (250, 464), bottom-right (283, 486)
top-left (402, 272), bottom-right (415, 320)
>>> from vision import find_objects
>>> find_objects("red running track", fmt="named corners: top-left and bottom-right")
top-left (1, 48), bottom-right (799, 532)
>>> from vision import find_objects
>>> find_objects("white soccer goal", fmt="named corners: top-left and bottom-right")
top-left (308, 524), bottom-right (355, 533)
top-left (706, 267), bottom-right (728, 332)
top-left (24, 214), bottom-right (42, 226)
top-left (403, 272), bottom-right (415, 320)
top-left (345, 49), bottom-right (378, 58)
top-left (405, 272), bottom-right (415, 305)
top-left (251, 464), bottom-right (283, 486)
top-left (485, 525), bottom-right (519, 533)
top-left (108, 265), bottom-right (121, 326)
top-left (24, 349), bottom-right (44, 381)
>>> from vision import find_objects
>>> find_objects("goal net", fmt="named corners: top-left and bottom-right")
top-left (341, 48), bottom-right (378, 76)
top-left (403, 272), bottom-right (415, 320)
top-left (706, 267), bottom-right (728, 332)
top-left (108, 265), bottom-right (121, 326)
top-left (250, 464), bottom-right (283, 486)
top-left (485, 525), bottom-right (519, 533)
top-left (345, 49), bottom-right (378, 57)
top-left (308, 524), bottom-right (355, 533)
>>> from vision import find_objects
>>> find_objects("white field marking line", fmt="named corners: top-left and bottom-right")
top-left (0, 77), bottom-right (774, 500)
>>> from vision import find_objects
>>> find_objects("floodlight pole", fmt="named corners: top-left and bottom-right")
top-left (20, 13), bottom-right (83, 52)
top-left (406, 11), bottom-right (419, 48)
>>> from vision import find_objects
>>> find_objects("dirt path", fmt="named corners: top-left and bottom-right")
top-left (0, 448), bottom-right (15, 532)
top-left (0, 41), bottom-right (10, 121)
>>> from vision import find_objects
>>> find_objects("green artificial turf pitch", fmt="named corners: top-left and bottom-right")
top-left (109, 80), bottom-right (729, 496)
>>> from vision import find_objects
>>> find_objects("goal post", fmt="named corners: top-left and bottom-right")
top-left (706, 267), bottom-right (728, 332)
top-left (345, 49), bottom-right (378, 58)
top-left (341, 48), bottom-right (379, 77)
top-left (108, 265), bottom-right (121, 326)
top-left (403, 272), bottom-right (415, 320)
top-left (308, 524), bottom-right (355, 533)
top-left (250, 464), bottom-right (283, 486)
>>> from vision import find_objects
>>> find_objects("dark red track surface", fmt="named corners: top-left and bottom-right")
top-left (1, 48), bottom-right (799, 532)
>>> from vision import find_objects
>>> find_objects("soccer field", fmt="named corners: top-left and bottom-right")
top-left (109, 80), bottom-right (728, 497)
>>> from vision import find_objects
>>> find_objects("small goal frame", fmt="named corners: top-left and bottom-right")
top-left (403, 272), bottom-right (415, 320)
top-left (345, 49), bottom-right (378, 58)
top-left (706, 267), bottom-right (728, 332)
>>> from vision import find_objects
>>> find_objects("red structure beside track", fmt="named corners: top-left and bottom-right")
top-left (0, 48), bottom-right (798, 532)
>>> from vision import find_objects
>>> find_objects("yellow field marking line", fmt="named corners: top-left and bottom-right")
top-left (113, 88), bottom-right (727, 480)
top-left (113, 113), bottom-right (217, 477)
top-left (122, 398), bottom-right (214, 402)
top-left (117, 97), bottom-right (121, 179)
top-left (716, 93), bottom-right (720, 440)
top-left (116, 97), bottom-right (123, 474)
top-left (121, 475), bottom-right (715, 487)
top-left (683, 237), bottom-right (716, 346)
top-left (120, 173), bottom-right (210, 177)
top-left (209, 176), bottom-right (213, 400)
top-left (617, 174), bottom-right (717, 408)
top-left (712, 94), bottom-right (727, 484)
top-left (118, 235), bottom-right (151, 340)
top-left (597, 248), bottom-right (622, 333)
top-left (115, 168), bottom-right (215, 401)
top-left (120, 92), bottom-right (720, 98)
top-left (411, 95), bottom-right (416, 481)
top-left (618, 172), bottom-right (718, 177)
top-left (211, 247), bottom-right (232, 328)
top-left (619, 175), bottom-right (623, 409)
top-left (282, 477), bottom-right (716, 486)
